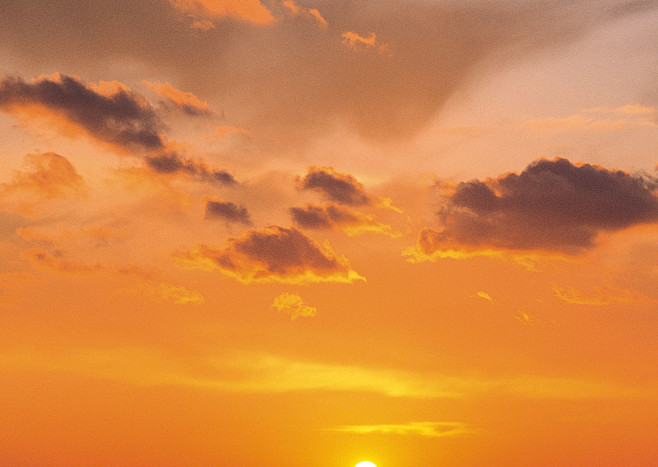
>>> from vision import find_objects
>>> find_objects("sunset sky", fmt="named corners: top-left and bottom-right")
top-left (1, 1), bottom-right (657, 465)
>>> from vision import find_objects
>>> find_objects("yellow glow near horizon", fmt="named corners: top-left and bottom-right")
top-left (355, 462), bottom-right (377, 467)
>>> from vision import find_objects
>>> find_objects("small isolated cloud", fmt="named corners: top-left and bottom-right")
top-left (298, 167), bottom-right (371, 206)
top-left (514, 311), bottom-right (536, 326)
top-left (176, 225), bottom-right (364, 284)
top-left (1, 152), bottom-right (86, 200)
top-left (205, 200), bottom-right (252, 225)
top-left (149, 282), bottom-right (204, 305)
top-left (476, 291), bottom-right (493, 302)
top-left (143, 80), bottom-right (210, 116)
top-left (409, 158), bottom-right (658, 257)
top-left (169, 0), bottom-right (274, 27)
top-left (271, 292), bottom-right (317, 320)
top-left (330, 421), bottom-right (470, 438)
top-left (552, 284), bottom-right (656, 306)
top-left (341, 31), bottom-right (391, 56)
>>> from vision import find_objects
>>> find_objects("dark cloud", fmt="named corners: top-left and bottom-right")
top-left (298, 167), bottom-right (370, 206)
top-left (0, 74), bottom-right (236, 185)
top-left (179, 226), bottom-right (363, 283)
top-left (419, 158), bottom-right (658, 255)
top-left (145, 154), bottom-right (236, 185)
top-left (205, 200), bottom-right (252, 225)
top-left (0, 74), bottom-right (163, 151)
top-left (290, 203), bottom-right (360, 229)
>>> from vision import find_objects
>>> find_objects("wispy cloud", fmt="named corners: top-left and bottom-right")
top-left (1, 348), bottom-right (654, 400)
top-left (552, 284), bottom-right (656, 306)
top-left (143, 80), bottom-right (210, 116)
top-left (330, 421), bottom-right (471, 438)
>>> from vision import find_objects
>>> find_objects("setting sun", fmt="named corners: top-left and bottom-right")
top-left (355, 462), bottom-right (377, 467)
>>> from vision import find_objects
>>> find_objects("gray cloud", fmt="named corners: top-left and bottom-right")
top-left (205, 200), bottom-right (252, 225)
top-left (0, 74), bottom-right (163, 150)
top-left (420, 158), bottom-right (658, 254)
top-left (145, 154), bottom-right (236, 185)
top-left (298, 167), bottom-right (370, 206)
top-left (290, 203), bottom-right (360, 229)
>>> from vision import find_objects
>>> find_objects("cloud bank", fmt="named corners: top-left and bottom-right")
top-left (414, 158), bottom-right (658, 255)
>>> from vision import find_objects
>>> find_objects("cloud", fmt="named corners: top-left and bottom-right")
top-left (552, 284), bottom-right (657, 306)
top-left (289, 203), bottom-right (397, 237)
top-left (177, 225), bottom-right (364, 284)
top-left (144, 153), bottom-right (237, 185)
top-left (1, 1), bottom-right (655, 146)
top-left (169, 0), bottom-right (274, 26)
top-left (298, 167), bottom-right (370, 206)
top-left (289, 203), bottom-right (360, 229)
top-left (3, 347), bottom-right (654, 400)
top-left (271, 292), bottom-right (317, 320)
top-left (341, 31), bottom-right (391, 56)
top-left (282, 0), bottom-right (328, 28)
top-left (0, 73), bottom-right (235, 185)
top-left (476, 291), bottom-right (493, 302)
top-left (330, 421), bottom-right (470, 438)
top-left (143, 80), bottom-right (210, 115)
top-left (204, 200), bottom-right (252, 225)
top-left (21, 248), bottom-right (100, 273)
top-left (0, 73), bottom-right (163, 151)
top-left (148, 282), bottom-right (205, 305)
top-left (411, 158), bottom-right (658, 256)
top-left (17, 223), bottom-right (126, 248)
top-left (1, 152), bottom-right (86, 199)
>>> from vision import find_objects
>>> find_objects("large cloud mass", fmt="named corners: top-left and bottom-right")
top-left (178, 226), bottom-right (364, 283)
top-left (417, 158), bottom-right (658, 255)
top-left (0, 1), bottom-right (655, 146)
top-left (0, 73), bottom-right (235, 184)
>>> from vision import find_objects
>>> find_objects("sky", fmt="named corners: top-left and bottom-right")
top-left (0, 1), bottom-right (657, 465)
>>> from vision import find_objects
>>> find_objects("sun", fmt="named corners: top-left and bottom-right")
top-left (355, 462), bottom-right (377, 467)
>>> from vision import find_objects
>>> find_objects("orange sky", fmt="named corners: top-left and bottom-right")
top-left (0, 1), bottom-right (657, 466)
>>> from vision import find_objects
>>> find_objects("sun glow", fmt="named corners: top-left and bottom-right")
top-left (355, 462), bottom-right (377, 467)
